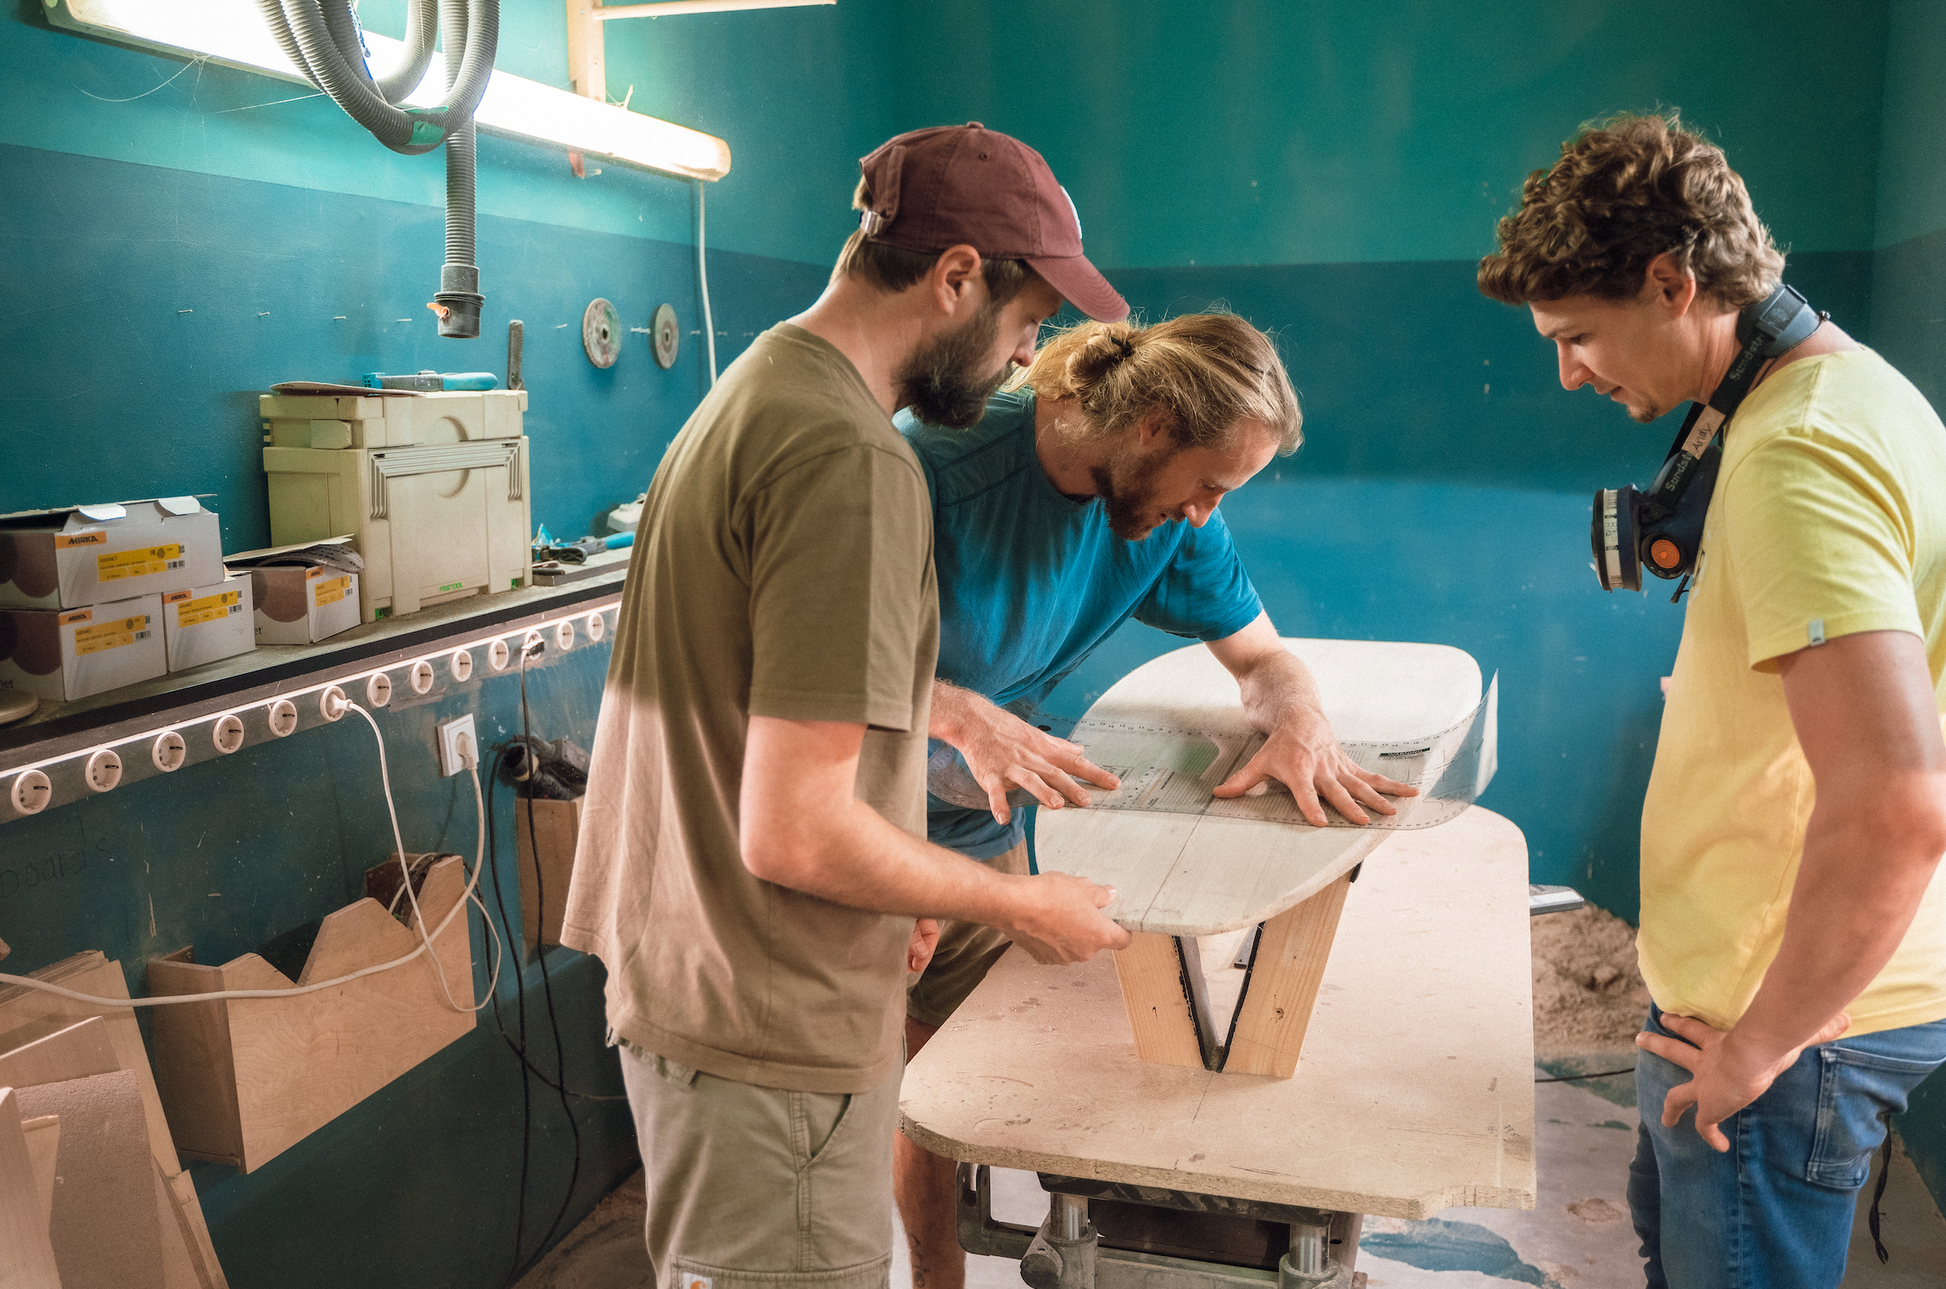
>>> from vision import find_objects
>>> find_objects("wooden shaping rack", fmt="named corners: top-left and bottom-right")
top-left (1034, 638), bottom-right (1486, 1078)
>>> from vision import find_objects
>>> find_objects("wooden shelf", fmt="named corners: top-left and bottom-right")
top-left (0, 553), bottom-right (628, 771)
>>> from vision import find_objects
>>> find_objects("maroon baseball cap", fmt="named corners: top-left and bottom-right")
top-left (856, 123), bottom-right (1128, 323)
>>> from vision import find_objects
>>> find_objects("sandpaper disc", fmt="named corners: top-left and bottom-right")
top-left (0, 689), bottom-right (38, 727)
top-left (652, 303), bottom-right (680, 369)
top-left (582, 298), bottom-right (622, 369)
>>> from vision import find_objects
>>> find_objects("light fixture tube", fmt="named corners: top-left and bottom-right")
top-left (593, 0), bottom-right (834, 19)
top-left (44, 0), bottom-right (732, 181)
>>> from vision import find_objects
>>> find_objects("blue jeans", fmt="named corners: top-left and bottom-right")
top-left (1629, 1004), bottom-right (1946, 1288)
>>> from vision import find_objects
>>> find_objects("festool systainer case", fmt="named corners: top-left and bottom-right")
top-left (261, 390), bottom-right (531, 622)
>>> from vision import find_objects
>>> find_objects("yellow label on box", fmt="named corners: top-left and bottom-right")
top-left (58, 609), bottom-right (92, 626)
top-left (55, 530), bottom-right (108, 548)
top-left (97, 544), bottom-right (185, 582)
top-left (74, 614), bottom-right (149, 656)
top-left (313, 575), bottom-right (351, 607)
top-left (177, 589), bottom-right (242, 628)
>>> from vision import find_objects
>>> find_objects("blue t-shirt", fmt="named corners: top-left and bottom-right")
top-left (898, 388), bottom-right (1264, 859)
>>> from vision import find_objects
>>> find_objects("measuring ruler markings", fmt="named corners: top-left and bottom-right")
top-left (1049, 673), bottom-right (1496, 831)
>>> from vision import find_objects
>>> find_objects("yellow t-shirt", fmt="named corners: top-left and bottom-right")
top-left (1639, 349), bottom-right (1946, 1038)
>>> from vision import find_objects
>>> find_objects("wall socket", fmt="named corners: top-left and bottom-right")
top-left (436, 714), bottom-right (477, 778)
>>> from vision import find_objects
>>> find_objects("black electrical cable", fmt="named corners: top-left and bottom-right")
top-left (518, 639), bottom-right (583, 1266)
top-left (480, 776), bottom-right (625, 1102)
top-left (1535, 1067), bottom-right (1636, 1083)
top-left (482, 756), bottom-right (534, 1285)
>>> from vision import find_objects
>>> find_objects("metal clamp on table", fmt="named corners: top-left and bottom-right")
top-left (958, 1164), bottom-right (1364, 1289)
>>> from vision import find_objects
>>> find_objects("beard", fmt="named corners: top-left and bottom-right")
top-left (1090, 440), bottom-right (1179, 541)
top-left (893, 300), bottom-right (1011, 428)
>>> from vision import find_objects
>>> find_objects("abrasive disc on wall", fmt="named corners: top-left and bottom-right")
top-left (582, 298), bottom-right (622, 369)
top-left (652, 303), bottom-right (680, 370)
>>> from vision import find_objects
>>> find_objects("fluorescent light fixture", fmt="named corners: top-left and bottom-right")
top-left (595, 0), bottom-right (833, 18)
top-left (43, 0), bottom-right (733, 181)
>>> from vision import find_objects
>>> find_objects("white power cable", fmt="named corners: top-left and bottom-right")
top-left (696, 177), bottom-right (718, 387)
top-left (345, 701), bottom-right (499, 1013)
top-left (0, 705), bottom-right (501, 1013)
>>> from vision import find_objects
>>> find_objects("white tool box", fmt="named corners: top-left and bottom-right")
top-left (260, 390), bottom-right (530, 622)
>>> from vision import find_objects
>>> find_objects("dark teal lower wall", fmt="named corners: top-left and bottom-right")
top-left (0, 641), bottom-right (637, 1286)
top-left (1870, 222), bottom-right (1946, 1216)
top-left (1043, 250), bottom-right (1875, 925)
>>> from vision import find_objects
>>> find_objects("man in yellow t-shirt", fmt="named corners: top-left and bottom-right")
top-left (1480, 112), bottom-right (1946, 1287)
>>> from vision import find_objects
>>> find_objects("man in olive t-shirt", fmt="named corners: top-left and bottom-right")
top-left (562, 124), bottom-right (1133, 1289)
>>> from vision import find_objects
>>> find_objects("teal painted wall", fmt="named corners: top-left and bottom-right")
top-left (0, 0), bottom-right (852, 1280)
top-left (889, 0), bottom-right (1888, 268)
top-left (1865, 0), bottom-right (1946, 1225)
top-left (6, 0), bottom-right (1946, 1269)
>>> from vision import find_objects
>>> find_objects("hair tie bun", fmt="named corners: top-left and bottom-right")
top-left (1113, 335), bottom-right (1136, 361)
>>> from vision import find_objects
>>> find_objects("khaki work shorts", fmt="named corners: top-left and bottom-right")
top-left (619, 1046), bottom-right (899, 1289)
top-left (906, 841), bottom-right (1030, 1030)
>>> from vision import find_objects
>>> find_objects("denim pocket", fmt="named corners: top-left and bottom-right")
top-left (1806, 1045), bottom-right (1941, 1187)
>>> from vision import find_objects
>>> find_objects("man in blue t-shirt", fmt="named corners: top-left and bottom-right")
top-left (892, 315), bottom-right (1414, 1289)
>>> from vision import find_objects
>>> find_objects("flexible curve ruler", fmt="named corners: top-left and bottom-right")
top-left (928, 673), bottom-right (1497, 831)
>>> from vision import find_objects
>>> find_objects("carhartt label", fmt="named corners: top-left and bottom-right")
top-left (74, 614), bottom-right (149, 655)
top-left (313, 575), bottom-right (351, 607)
top-left (54, 530), bottom-right (107, 548)
top-left (177, 589), bottom-right (243, 628)
top-left (682, 1276), bottom-right (712, 1289)
top-left (98, 543), bottom-right (185, 581)
top-left (1809, 618), bottom-right (1826, 646)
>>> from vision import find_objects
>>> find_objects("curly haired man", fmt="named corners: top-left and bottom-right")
top-left (1481, 112), bottom-right (1946, 1287)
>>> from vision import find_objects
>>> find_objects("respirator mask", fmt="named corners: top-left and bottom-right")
top-left (1591, 283), bottom-right (1823, 598)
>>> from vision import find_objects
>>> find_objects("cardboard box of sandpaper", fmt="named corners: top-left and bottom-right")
top-left (161, 574), bottom-right (256, 671)
top-left (0, 593), bottom-right (167, 702)
top-left (0, 497), bottom-right (225, 610)
top-left (226, 537), bottom-right (362, 644)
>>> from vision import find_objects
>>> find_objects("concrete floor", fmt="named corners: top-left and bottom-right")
top-left (513, 1067), bottom-right (1946, 1289)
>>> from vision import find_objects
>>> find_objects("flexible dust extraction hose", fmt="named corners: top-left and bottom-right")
top-left (437, 0), bottom-right (482, 337)
top-left (259, 0), bottom-right (497, 337)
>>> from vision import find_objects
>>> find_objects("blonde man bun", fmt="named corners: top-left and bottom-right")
top-left (1012, 312), bottom-right (1301, 455)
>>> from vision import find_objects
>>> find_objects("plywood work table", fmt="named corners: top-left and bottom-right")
top-left (901, 640), bottom-right (1535, 1220)
top-left (903, 806), bottom-right (1535, 1218)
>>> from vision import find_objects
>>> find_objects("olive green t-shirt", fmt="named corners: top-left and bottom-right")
top-left (561, 324), bottom-right (939, 1094)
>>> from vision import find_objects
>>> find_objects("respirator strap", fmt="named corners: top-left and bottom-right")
top-left (1664, 285), bottom-right (1820, 467)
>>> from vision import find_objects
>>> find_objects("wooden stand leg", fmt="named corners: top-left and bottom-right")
top-left (1111, 933), bottom-right (1207, 1069)
top-left (1224, 872), bottom-right (1353, 1078)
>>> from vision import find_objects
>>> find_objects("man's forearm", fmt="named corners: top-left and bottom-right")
top-left (1208, 613), bottom-right (1322, 733)
top-left (1727, 790), bottom-right (1942, 1061)
top-left (929, 678), bottom-right (984, 744)
top-left (757, 791), bottom-right (1025, 923)
top-left (1234, 647), bottom-right (1320, 734)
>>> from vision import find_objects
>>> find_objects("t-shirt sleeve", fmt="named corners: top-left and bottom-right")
top-left (746, 441), bottom-right (932, 729)
top-left (1723, 431), bottom-right (1923, 671)
top-left (1132, 511), bottom-right (1265, 642)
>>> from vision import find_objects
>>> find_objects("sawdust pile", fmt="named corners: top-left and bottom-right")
top-left (1532, 903), bottom-right (1652, 1060)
